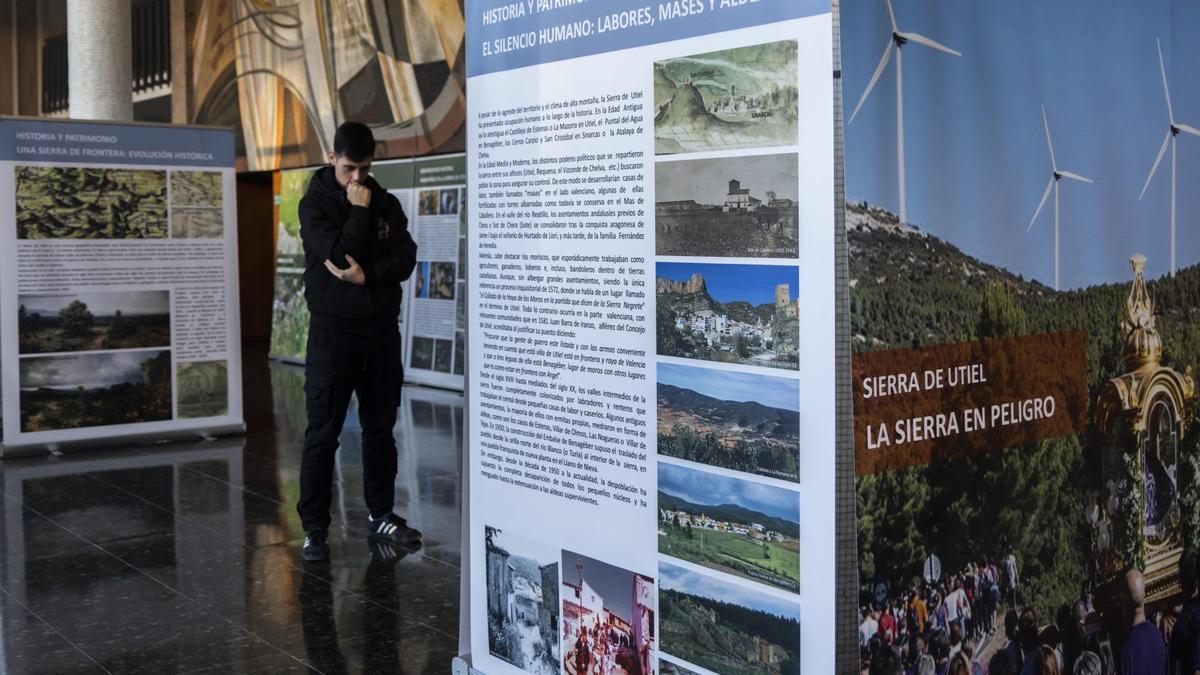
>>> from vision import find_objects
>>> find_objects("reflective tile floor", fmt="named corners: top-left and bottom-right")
top-left (0, 349), bottom-right (464, 673)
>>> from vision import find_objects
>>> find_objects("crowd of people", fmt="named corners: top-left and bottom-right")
top-left (564, 621), bottom-right (647, 675)
top-left (860, 557), bottom-right (1020, 673)
top-left (860, 553), bottom-right (1200, 675)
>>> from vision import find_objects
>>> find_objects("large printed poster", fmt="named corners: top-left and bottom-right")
top-left (466, 1), bottom-right (834, 673)
top-left (0, 119), bottom-right (243, 452)
top-left (269, 167), bottom-right (314, 363)
top-left (270, 157), bottom-right (464, 390)
top-left (845, 2), bottom-right (1200, 673)
top-left (403, 155), bottom-right (467, 390)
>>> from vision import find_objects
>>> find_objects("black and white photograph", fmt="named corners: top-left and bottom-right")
top-left (657, 154), bottom-right (799, 258)
top-left (486, 526), bottom-right (561, 675)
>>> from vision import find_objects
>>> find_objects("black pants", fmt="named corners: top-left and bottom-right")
top-left (298, 326), bottom-right (404, 532)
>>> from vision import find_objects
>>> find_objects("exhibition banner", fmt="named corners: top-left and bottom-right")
top-left (269, 158), bottom-right (464, 392)
top-left (0, 118), bottom-right (243, 452)
top-left (269, 166), bottom-right (316, 364)
top-left (465, 1), bottom-right (834, 673)
top-left (844, 2), bottom-right (1200, 672)
top-left (381, 155), bottom-right (468, 391)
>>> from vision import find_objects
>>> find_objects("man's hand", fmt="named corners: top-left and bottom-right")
top-left (325, 255), bottom-right (366, 285)
top-left (347, 181), bottom-right (371, 208)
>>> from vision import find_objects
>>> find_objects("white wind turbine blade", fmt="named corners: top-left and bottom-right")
top-left (1139, 131), bottom-right (1171, 199)
top-left (1028, 177), bottom-right (1054, 231)
top-left (1158, 38), bottom-right (1174, 124)
top-left (850, 39), bottom-right (894, 124)
top-left (1177, 123), bottom-right (1200, 138)
top-left (886, 0), bottom-right (897, 32)
top-left (1042, 105), bottom-right (1057, 171)
top-left (1058, 170), bottom-right (1093, 184)
top-left (898, 32), bottom-right (962, 57)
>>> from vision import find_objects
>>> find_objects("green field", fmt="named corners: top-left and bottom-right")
top-left (659, 524), bottom-right (799, 593)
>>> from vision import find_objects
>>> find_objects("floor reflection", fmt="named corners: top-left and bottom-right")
top-left (0, 351), bottom-right (463, 673)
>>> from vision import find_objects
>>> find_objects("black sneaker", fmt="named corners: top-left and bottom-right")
top-left (367, 513), bottom-right (422, 545)
top-left (302, 529), bottom-right (330, 561)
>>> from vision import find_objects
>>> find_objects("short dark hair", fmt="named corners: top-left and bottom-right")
top-left (334, 121), bottom-right (376, 161)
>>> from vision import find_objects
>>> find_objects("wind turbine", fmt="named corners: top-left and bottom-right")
top-left (849, 0), bottom-right (961, 225)
top-left (1027, 105), bottom-right (1093, 291)
top-left (1138, 38), bottom-right (1200, 277)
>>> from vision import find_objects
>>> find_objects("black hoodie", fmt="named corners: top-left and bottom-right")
top-left (298, 166), bottom-right (418, 335)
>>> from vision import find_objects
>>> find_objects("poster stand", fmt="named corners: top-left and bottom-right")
top-left (0, 117), bottom-right (245, 456)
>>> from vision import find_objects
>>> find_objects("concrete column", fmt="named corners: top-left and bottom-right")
top-left (67, 0), bottom-right (132, 120)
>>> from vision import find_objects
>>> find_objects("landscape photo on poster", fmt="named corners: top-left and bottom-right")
top-left (459, 187), bottom-right (468, 235)
top-left (561, 551), bottom-right (655, 675)
top-left (411, 337), bottom-right (434, 370)
top-left (656, 153), bottom-right (799, 258)
top-left (270, 169), bottom-right (313, 361)
top-left (654, 40), bottom-right (798, 155)
top-left (169, 170), bottom-right (223, 208)
top-left (659, 561), bottom-right (800, 675)
top-left (658, 462), bottom-right (800, 593)
top-left (434, 339), bottom-right (453, 373)
top-left (440, 188), bottom-right (459, 215)
top-left (176, 360), bottom-right (229, 419)
top-left (419, 190), bottom-right (439, 216)
top-left (656, 262), bottom-right (799, 370)
top-left (19, 350), bottom-right (172, 432)
top-left (18, 291), bottom-right (170, 355)
top-left (657, 362), bottom-right (800, 482)
top-left (430, 263), bottom-right (456, 300)
top-left (16, 166), bottom-right (167, 239)
top-left (415, 262), bottom-right (430, 299)
top-left (844, 0), bottom-right (1200, 650)
top-left (171, 208), bottom-right (224, 239)
top-left (484, 526), bottom-right (561, 675)
top-left (453, 331), bottom-right (465, 376)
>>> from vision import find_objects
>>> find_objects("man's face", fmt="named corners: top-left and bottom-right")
top-left (330, 152), bottom-right (373, 189)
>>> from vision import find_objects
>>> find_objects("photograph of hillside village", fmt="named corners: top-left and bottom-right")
top-left (658, 462), bottom-right (800, 594)
top-left (657, 262), bottom-right (800, 370)
top-left (654, 41), bottom-right (799, 155)
top-left (485, 526), bottom-right (560, 675)
top-left (656, 153), bottom-right (800, 258)
top-left (659, 562), bottom-right (800, 675)
top-left (657, 362), bottom-right (800, 482)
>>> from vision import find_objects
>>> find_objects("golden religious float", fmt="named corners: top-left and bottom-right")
top-left (1091, 255), bottom-right (1197, 634)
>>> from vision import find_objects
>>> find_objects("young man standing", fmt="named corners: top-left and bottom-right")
top-left (297, 121), bottom-right (419, 561)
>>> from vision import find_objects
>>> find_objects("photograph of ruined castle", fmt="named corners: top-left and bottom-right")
top-left (657, 262), bottom-right (799, 371)
top-left (654, 41), bottom-right (799, 155)
top-left (657, 154), bottom-right (799, 258)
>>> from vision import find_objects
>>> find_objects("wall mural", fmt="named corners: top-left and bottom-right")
top-left (191, 0), bottom-right (465, 171)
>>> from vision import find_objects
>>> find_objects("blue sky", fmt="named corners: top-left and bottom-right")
top-left (843, 0), bottom-right (1200, 288)
top-left (657, 262), bottom-right (798, 304)
top-left (658, 462), bottom-right (799, 523)
top-left (561, 550), bottom-right (646, 624)
top-left (659, 562), bottom-right (802, 622)
top-left (657, 362), bottom-right (799, 412)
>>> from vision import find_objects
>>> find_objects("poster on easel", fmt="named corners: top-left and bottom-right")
top-left (270, 157), bottom-right (462, 393)
top-left (269, 166), bottom-right (316, 364)
top-left (0, 118), bottom-right (244, 454)
top-left (462, 1), bottom-right (835, 673)
top-left (396, 154), bottom-right (466, 391)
